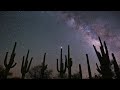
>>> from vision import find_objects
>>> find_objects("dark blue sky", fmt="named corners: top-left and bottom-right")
top-left (0, 11), bottom-right (120, 78)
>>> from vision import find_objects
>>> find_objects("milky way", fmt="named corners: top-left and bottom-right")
top-left (56, 11), bottom-right (120, 63)
top-left (0, 11), bottom-right (120, 78)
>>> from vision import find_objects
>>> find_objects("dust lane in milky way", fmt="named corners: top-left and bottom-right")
top-left (57, 11), bottom-right (120, 62)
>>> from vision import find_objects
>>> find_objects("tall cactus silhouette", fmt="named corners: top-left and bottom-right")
top-left (93, 37), bottom-right (113, 79)
top-left (40, 53), bottom-right (48, 79)
top-left (57, 47), bottom-right (67, 78)
top-left (79, 64), bottom-right (82, 79)
top-left (3, 42), bottom-right (17, 79)
top-left (21, 50), bottom-right (33, 79)
top-left (86, 54), bottom-right (92, 79)
top-left (66, 45), bottom-right (73, 79)
top-left (112, 53), bottom-right (120, 79)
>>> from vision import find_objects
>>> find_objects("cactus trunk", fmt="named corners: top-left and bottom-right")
top-left (66, 45), bottom-right (72, 79)
top-left (79, 64), bottom-right (82, 79)
top-left (86, 54), bottom-right (92, 79)
top-left (112, 53), bottom-right (120, 79)
top-left (57, 48), bottom-right (67, 78)
top-left (93, 37), bottom-right (113, 79)
top-left (40, 53), bottom-right (48, 79)
top-left (22, 74), bottom-right (25, 79)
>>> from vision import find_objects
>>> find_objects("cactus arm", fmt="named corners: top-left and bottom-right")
top-left (9, 53), bottom-right (16, 65)
top-left (25, 50), bottom-right (29, 62)
top-left (100, 46), bottom-right (105, 58)
top-left (112, 53), bottom-right (119, 71)
top-left (24, 50), bottom-right (29, 69)
top-left (65, 55), bottom-right (67, 65)
top-left (68, 45), bottom-right (70, 60)
top-left (112, 53), bottom-right (116, 62)
top-left (24, 60), bottom-right (28, 70)
top-left (93, 45), bottom-right (97, 53)
top-left (93, 45), bottom-right (102, 64)
top-left (21, 56), bottom-right (25, 69)
top-left (70, 58), bottom-right (72, 66)
top-left (27, 57), bottom-right (33, 72)
top-left (57, 59), bottom-right (60, 72)
top-left (9, 43), bottom-right (17, 65)
top-left (93, 45), bottom-right (102, 59)
top-left (21, 56), bottom-right (25, 74)
top-left (96, 63), bottom-right (102, 74)
top-left (11, 62), bottom-right (17, 68)
top-left (98, 37), bottom-right (105, 57)
top-left (99, 36), bottom-right (105, 57)
top-left (63, 66), bottom-right (66, 73)
top-left (98, 36), bottom-right (103, 48)
top-left (11, 42), bottom-right (17, 55)
top-left (63, 55), bottom-right (67, 73)
top-left (4, 52), bottom-right (8, 67)
top-left (104, 41), bottom-right (110, 64)
top-left (43, 53), bottom-right (46, 65)
top-left (104, 41), bottom-right (108, 55)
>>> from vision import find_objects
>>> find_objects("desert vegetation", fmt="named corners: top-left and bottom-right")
top-left (0, 37), bottom-right (119, 79)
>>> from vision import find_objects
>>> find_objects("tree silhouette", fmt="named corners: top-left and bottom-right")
top-left (55, 73), bottom-right (68, 79)
top-left (72, 72), bottom-right (81, 79)
top-left (92, 73), bottom-right (102, 79)
top-left (26, 65), bottom-right (53, 79)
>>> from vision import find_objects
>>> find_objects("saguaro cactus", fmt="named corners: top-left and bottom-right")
top-left (57, 47), bottom-right (67, 78)
top-left (86, 54), bottom-right (92, 79)
top-left (112, 53), bottom-right (120, 79)
top-left (41, 53), bottom-right (48, 79)
top-left (79, 64), bottom-right (82, 79)
top-left (66, 45), bottom-right (73, 79)
top-left (4, 42), bottom-right (17, 79)
top-left (93, 37), bottom-right (113, 79)
top-left (21, 50), bottom-right (33, 79)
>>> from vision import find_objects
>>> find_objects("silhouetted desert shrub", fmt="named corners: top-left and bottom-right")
top-left (26, 65), bottom-right (53, 79)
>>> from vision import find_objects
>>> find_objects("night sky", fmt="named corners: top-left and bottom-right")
top-left (0, 11), bottom-right (120, 78)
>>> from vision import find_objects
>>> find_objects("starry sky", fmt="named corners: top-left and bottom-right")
top-left (0, 11), bottom-right (120, 78)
